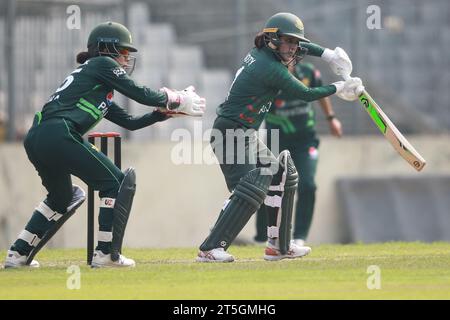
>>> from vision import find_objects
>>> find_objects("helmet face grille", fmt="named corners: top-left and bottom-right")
top-left (96, 42), bottom-right (137, 75)
top-left (263, 32), bottom-right (308, 66)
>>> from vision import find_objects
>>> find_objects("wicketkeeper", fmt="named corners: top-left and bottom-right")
top-left (4, 21), bottom-right (205, 268)
top-left (197, 12), bottom-right (363, 262)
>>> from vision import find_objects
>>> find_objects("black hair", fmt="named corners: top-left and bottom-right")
top-left (76, 44), bottom-right (99, 64)
top-left (76, 51), bottom-right (90, 64)
top-left (254, 32), bottom-right (266, 49)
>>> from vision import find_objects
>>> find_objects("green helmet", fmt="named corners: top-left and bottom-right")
top-left (87, 21), bottom-right (137, 52)
top-left (263, 12), bottom-right (310, 44)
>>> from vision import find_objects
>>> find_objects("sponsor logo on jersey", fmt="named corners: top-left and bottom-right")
top-left (98, 102), bottom-right (108, 115)
top-left (112, 67), bottom-right (126, 77)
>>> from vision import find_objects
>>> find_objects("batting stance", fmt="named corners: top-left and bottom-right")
top-left (197, 13), bottom-right (363, 262)
top-left (255, 61), bottom-right (342, 246)
top-left (4, 21), bottom-right (205, 268)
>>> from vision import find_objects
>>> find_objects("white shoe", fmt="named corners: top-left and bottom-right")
top-left (196, 248), bottom-right (234, 262)
top-left (264, 241), bottom-right (311, 261)
top-left (91, 250), bottom-right (135, 268)
top-left (4, 250), bottom-right (40, 268)
top-left (293, 239), bottom-right (305, 247)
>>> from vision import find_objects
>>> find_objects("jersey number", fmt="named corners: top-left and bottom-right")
top-left (54, 66), bottom-right (84, 93)
top-left (48, 66), bottom-right (84, 103)
top-left (55, 75), bottom-right (74, 93)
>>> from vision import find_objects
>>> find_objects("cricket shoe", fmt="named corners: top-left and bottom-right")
top-left (4, 250), bottom-right (40, 268)
top-left (293, 239), bottom-right (305, 247)
top-left (196, 248), bottom-right (234, 262)
top-left (91, 250), bottom-right (135, 268)
top-left (264, 241), bottom-right (311, 261)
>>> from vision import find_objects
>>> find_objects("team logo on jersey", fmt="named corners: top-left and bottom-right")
top-left (106, 92), bottom-right (114, 106)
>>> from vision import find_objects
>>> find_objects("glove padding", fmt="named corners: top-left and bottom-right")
top-left (322, 47), bottom-right (353, 77)
top-left (333, 77), bottom-right (364, 101)
top-left (159, 86), bottom-right (206, 117)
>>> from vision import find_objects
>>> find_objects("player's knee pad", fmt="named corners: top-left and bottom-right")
top-left (200, 167), bottom-right (273, 251)
top-left (26, 185), bottom-right (86, 265)
top-left (111, 167), bottom-right (136, 261)
top-left (264, 150), bottom-right (298, 254)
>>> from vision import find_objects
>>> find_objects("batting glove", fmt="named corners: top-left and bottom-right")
top-left (322, 47), bottom-right (353, 77)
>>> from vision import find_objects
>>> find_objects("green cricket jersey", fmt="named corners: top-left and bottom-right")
top-left (266, 62), bottom-right (322, 139)
top-left (40, 56), bottom-right (167, 135)
top-left (216, 44), bottom-right (335, 129)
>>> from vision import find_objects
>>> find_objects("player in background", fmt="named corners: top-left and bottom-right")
top-left (4, 21), bottom-right (205, 268)
top-left (196, 12), bottom-right (363, 262)
top-left (254, 61), bottom-right (342, 246)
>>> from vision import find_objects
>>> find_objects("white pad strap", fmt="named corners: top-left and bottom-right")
top-left (267, 226), bottom-right (279, 238)
top-left (36, 201), bottom-right (63, 221)
top-left (18, 229), bottom-right (41, 247)
top-left (264, 195), bottom-right (282, 208)
top-left (100, 198), bottom-right (116, 208)
top-left (268, 185), bottom-right (284, 192)
top-left (98, 231), bottom-right (113, 242)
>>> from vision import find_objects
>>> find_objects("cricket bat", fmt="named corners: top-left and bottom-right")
top-left (352, 85), bottom-right (426, 171)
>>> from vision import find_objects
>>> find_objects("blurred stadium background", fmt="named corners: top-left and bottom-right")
top-left (0, 0), bottom-right (449, 250)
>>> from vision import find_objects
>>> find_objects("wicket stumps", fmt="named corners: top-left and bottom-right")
top-left (87, 132), bottom-right (121, 265)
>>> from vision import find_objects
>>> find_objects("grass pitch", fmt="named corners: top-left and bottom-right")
top-left (1, 242), bottom-right (449, 299)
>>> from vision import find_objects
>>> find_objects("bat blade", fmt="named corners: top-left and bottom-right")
top-left (358, 90), bottom-right (426, 171)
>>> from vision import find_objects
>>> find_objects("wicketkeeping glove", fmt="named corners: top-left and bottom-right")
top-left (159, 86), bottom-right (206, 117)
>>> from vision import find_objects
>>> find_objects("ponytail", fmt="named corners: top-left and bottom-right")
top-left (76, 51), bottom-right (91, 64)
top-left (76, 44), bottom-right (100, 64)
top-left (254, 32), bottom-right (267, 49)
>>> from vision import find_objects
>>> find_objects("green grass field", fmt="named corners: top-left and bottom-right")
top-left (1, 242), bottom-right (449, 299)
